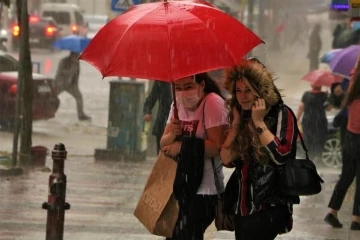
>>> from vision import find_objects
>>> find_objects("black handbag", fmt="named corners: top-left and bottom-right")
top-left (278, 106), bottom-right (324, 196)
top-left (211, 158), bottom-right (235, 232)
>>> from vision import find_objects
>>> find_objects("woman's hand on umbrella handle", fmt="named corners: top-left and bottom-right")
top-left (170, 118), bottom-right (182, 137)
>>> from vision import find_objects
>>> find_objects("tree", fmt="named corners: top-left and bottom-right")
top-left (11, 0), bottom-right (34, 166)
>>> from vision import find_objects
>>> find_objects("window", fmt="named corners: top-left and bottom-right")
top-left (0, 55), bottom-right (19, 72)
top-left (43, 11), bottom-right (70, 25)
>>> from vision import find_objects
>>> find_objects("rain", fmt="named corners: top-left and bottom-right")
top-left (0, 0), bottom-right (360, 240)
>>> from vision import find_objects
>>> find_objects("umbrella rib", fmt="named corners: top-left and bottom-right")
top-left (164, 9), bottom-right (174, 81)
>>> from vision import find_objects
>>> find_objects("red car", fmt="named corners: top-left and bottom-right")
top-left (0, 52), bottom-right (60, 129)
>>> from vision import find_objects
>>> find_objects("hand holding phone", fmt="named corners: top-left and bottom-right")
top-left (251, 98), bottom-right (267, 124)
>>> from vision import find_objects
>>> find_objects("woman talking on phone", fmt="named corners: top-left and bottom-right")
top-left (220, 58), bottom-right (299, 240)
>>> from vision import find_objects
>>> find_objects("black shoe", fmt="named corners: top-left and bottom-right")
top-left (324, 213), bottom-right (343, 228)
top-left (350, 221), bottom-right (360, 230)
top-left (79, 115), bottom-right (91, 121)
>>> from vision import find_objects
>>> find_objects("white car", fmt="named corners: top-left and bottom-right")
top-left (84, 14), bottom-right (109, 39)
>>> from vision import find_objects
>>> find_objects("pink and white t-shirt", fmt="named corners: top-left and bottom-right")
top-left (167, 93), bottom-right (229, 195)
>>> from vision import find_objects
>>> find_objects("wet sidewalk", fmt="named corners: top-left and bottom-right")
top-left (0, 153), bottom-right (359, 240)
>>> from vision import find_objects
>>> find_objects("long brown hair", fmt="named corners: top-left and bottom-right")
top-left (194, 72), bottom-right (225, 100)
top-left (224, 59), bottom-right (282, 164)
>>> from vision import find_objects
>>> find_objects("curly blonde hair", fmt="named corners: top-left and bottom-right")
top-left (224, 59), bottom-right (282, 164)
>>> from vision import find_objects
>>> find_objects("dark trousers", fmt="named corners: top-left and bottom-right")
top-left (58, 84), bottom-right (86, 119)
top-left (303, 128), bottom-right (327, 159)
top-left (166, 194), bottom-right (217, 240)
top-left (309, 55), bottom-right (319, 71)
top-left (328, 130), bottom-right (360, 216)
top-left (338, 116), bottom-right (348, 146)
top-left (235, 206), bottom-right (290, 240)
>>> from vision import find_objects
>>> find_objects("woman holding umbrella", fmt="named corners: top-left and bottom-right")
top-left (220, 59), bottom-right (299, 240)
top-left (161, 73), bottom-right (228, 240)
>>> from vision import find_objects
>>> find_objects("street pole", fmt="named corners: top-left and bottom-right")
top-left (12, 0), bottom-right (24, 167)
top-left (18, 0), bottom-right (34, 166)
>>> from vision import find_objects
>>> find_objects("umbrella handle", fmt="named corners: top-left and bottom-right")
top-left (172, 82), bottom-right (179, 120)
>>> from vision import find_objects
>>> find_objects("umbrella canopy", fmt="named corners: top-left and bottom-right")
top-left (329, 45), bottom-right (360, 78)
top-left (302, 70), bottom-right (343, 87)
top-left (53, 35), bottom-right (91, 53)
top-left (320, 49), bottom-right (342, 64)
top-left (79, 0), bottom-right (263, 82)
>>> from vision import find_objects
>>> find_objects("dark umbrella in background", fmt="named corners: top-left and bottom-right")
top-left (80, 0), bottom-right (263, 119)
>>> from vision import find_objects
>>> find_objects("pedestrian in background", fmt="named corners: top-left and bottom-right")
top-left (330, 78), bottom-right (350, 145)
top-left (325, 55), bottom-right (360, 231)
top-left (308, 24), bottom-right (322, 71)
top-left (143, 81), bottom-right (172, 153)
top-left (332, 23), bottom-right (345, 49)
top-left (220, 59), bottom-right (299, 240)
top-left (55, 51), bottom-right (91, 121)
top-left (296, 85), bottom-right (331, 161)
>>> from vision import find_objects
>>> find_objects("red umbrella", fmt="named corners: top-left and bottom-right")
top-left (80, 0), bottom-right (263, 118)
top-left (301, 70), bottom-right (343, 87)
top-left (79, 0), bottom-right (263, 81)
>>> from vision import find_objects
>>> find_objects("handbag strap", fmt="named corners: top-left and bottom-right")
top-left (211, 157), bottom-right (222, 199)
top-left (283, 104), bottom-right (310, 160)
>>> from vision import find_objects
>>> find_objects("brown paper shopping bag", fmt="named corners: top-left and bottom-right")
top-left (134, 152), bottom-right (179, 237)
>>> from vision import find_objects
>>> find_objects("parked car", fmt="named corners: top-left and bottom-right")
top-left (0, 50), bottom-right (18, 72)
top-left (84, 14), bottom-right (108, 39)
top-left (12, 15), bottom-right (61, 51)
top-left (0, 51), bottom-right (60, 130)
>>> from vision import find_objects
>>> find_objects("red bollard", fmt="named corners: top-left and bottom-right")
top-left (42, 143), bottom-right (70, 240)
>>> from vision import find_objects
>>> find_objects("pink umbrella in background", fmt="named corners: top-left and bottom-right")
top-left (302, 69), bottom-right (343, 87)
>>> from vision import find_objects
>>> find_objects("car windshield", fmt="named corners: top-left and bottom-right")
top-left (43, 11), bottom-right (70, 25)
top-left (0, 54), bottom-right (19, 72)
top-left (84, 15), bottom-right (108, 25)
